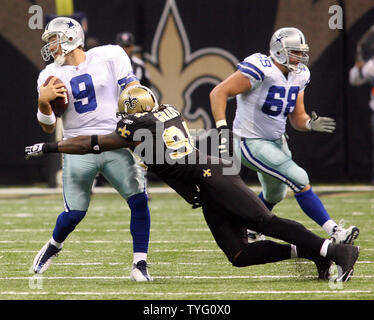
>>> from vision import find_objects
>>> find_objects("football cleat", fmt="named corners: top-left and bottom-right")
top-left (314, 256), bottom-right (333, 280)
top-left (130, 260), bottom-right (153, 282)
top-left (330, 220), bottom-right (360, 245)
top-left (33, 240), bottom-right (61, 274)
top-left (296, 246), bottom-right (332, 280)
top-left (247, 229), bottom-right (266, 243)
top-left (331, 244), bottom-right (360, 282)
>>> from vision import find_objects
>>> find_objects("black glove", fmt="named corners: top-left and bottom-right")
top-left (24, 142), bottom-right (58, 160)
top-left (24, 143), bottom-right (45, 160)
top-left (218, 125), bottom-right (233, 158)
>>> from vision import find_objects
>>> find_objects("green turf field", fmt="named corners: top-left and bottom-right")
top-left (0, 188), bottom-right (373, 300)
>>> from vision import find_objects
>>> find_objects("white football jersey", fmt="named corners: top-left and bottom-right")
top-left (37, 45), bottom-right (137, 139)
top-left (233, 53), bottom-right (310, 140)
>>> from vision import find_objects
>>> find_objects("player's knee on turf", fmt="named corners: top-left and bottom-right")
top-left (232, 249), bottom-right (247, 268)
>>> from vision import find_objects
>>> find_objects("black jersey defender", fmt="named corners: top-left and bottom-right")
top-left (25, 104), bottom-right (359, 281)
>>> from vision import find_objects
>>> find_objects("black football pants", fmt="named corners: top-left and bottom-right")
top-left (198, 167), bottom-right (325, 266)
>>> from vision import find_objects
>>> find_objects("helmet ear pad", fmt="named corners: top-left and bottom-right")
top-left (270, 40), bottom-right (288, 65)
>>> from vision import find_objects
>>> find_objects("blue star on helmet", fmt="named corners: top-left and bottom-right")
top-left (66, 20), bottom-right (74, 28)
top-left (275, 34), bottom-right (285, 43)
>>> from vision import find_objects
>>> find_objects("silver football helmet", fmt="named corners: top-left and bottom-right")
top-left (41, 17), bottom-right (85, 65)
top-left (269, 27), bottom-right (309, 72)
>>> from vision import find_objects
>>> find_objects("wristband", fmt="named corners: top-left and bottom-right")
top-left (37, 109), bottom-right (56, 125)
top-left (42, 142), bottom-right (59, 154)
top-left (91, 135), bottom-right (101, 154)
top-left (216, 120), bottom-right (227, 128)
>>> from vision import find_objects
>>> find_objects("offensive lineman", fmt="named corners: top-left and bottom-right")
top-left (34, 17), bottom-right (151, 281)
top-left (25, 85), bottom-right (360, 282)
top-left (210, 27), bottom-right (359, 244)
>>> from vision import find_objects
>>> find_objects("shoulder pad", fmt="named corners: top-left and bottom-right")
top-left (237, 53), bottom-right (271, 81)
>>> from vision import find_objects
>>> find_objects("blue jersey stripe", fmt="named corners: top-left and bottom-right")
top-left (241, 139), bottom-right (303, 192)
top-left (118, 72), bottom-right (138, 86)
top-left (237, 65), bottom-right (261, 81)
top-left (239, 61), bottom-right (265, 81)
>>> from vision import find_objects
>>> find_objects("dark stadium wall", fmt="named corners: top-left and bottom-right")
top-left (346, 6), bottom-right (374, 180)
top-left (1, 0), bottom-right (373, 184)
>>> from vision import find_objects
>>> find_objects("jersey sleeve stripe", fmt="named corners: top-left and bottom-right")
top-left (118, 72), bottom-right (138, 86)
top-left (241, 139), bottom-right (303, 193)
top-left (239, 61), bottom-right (265, 81)
top-left (238, 65), bottom-right (261, 81)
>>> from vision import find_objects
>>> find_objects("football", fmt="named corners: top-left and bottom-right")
top-left (43, 76), bottom-right (69, 117)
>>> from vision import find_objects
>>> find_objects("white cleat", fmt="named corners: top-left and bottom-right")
top-left (33, 240), bottom-right (61, 274)
top-left (247, 229), bottom-right (266, 243)
top-left (330, 220), bottom-right (360, 245)
top-left (130, 260), bottom-right (153, 282)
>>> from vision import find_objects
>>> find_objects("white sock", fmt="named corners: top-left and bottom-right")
top-left (290, 244), bottom-right (298, 259)
top-left (322, 219), bottom-right (337, 236)
top-left (50, 237), bottom-right (63, 249)
top-left (133, 252), bottom-right (147, 264)
top-left (319, 239), bottom-right (332, 257)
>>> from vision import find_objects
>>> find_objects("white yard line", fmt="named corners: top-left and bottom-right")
top-left (1, 275), bottom-right (374, 280)
top-left (0, 290), bottom-right (371, 296)
top-left (1, 185), bottom-right (374, 196)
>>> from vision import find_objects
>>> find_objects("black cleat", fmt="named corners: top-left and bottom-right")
top-left (329, 244), bottom-right (360, 282)
top-left (314, 256), bottom-right (333, 280)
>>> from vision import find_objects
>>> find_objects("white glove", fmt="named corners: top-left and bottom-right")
top-left (306, 111), bottom-right (336, 133)
top-left (24, 143), bottom-right (45, 160)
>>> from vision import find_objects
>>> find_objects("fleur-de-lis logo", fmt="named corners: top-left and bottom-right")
top-left (124, 95), bottom-right (138, 111)
top-left (203, 169), bottom-right (212, 177)
top-left (118, 125), bottom-right (131, 138)
top-left (144, 0), bottom-right (238, 130)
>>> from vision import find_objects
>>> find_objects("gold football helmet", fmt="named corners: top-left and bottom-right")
top-left (118, 85), bottom-right (158, 116)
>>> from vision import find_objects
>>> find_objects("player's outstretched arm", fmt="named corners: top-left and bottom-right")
top-left (288, 91), bottom-right (311, 131)
top-left (25, 132), bottom-right (136, 159)
top-left (288, 91), bottom-right (336, 133)
top-left (209, 71), bottom-right (251, 125)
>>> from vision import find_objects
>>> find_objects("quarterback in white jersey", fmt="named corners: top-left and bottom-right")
top-left (33, 17), bottom-right (152, 281)
top-left (37, 44), bottom-right (137, 139)
top-left (210, 27), bottom-right (359, 245)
